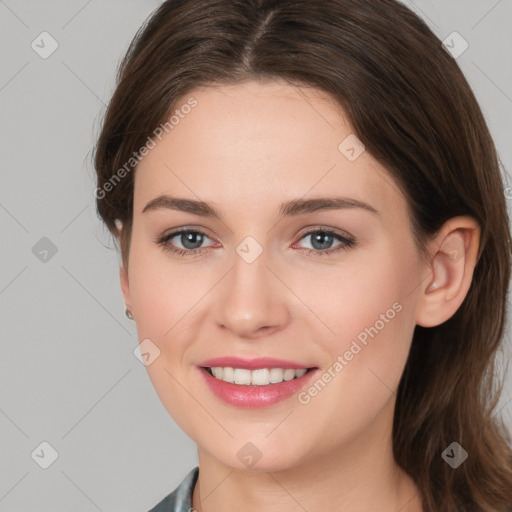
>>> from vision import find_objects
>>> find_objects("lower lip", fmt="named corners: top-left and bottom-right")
top-left (197, 367), bottom-right (319, 408)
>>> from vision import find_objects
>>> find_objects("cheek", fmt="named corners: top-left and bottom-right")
top-left (292, 269), bottom-right (416, 451)
top-left (127, 245), bottom-right (191, 381)
top-left (127, 244), bottom-right (200, 430)
top-left (303, 243), bottom-right (414, 339)
top-left (309, 243), bottom-right (418, 392)
top-left (128, 240), bottom-right (202, 333)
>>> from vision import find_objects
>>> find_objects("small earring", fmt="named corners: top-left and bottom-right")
top-left (125, 308), bottom-right (134, 320)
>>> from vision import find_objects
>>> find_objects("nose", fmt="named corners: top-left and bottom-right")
top-left (214, 247), bottom-right (290, 340)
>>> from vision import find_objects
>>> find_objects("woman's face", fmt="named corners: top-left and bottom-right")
top-left (121, 79), bottom-right (428, 471)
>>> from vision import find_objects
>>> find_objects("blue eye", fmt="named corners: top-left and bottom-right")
top-left (294, 229), bottom-right (356, 256)
top-left (156, 228), bottom-right (356, 258)
top-left (156, 229), bottom-right (215, 257)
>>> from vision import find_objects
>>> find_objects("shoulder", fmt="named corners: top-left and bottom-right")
top-left (147, 466), bottom-right (199, 512)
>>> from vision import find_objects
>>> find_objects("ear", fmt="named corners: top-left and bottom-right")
top-left (415, 216), bottom-right (480, 328)
top-left (120, 265), bottom-right (132, 312)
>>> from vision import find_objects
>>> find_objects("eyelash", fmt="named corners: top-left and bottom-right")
top-left (155, 227), bottom-right (356, 258)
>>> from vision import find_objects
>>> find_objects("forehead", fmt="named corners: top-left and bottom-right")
top-left (134, 79), bottom-right (406, 222)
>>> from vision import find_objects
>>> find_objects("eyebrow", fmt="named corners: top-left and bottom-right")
top-left (142, 195), bottom-right (379, 219)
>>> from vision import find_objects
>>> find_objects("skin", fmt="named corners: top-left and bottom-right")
top-left (118, 79), bottom-right (480, 512)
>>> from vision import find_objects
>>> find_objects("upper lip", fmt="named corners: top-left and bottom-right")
top-left (197, 356), bottom-right (316, 370)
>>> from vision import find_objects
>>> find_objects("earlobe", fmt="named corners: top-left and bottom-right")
top-left (416, 217), bottom-right (480, 328)
top-left (120, 265), bottom-right (131, 309)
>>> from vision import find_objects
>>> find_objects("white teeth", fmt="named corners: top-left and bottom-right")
top-left (269, 368), bottom-right (284, 383)
top-left (234, 368), bottom-right (251, 385)
top-left (251, 368), bottom-right (270, 385)
top-left (211, 367), bottom-right (223, 379)
top-left (208, 367), bottom-right (309, 385)
top-left (222, 366), bottom-right (234, 382)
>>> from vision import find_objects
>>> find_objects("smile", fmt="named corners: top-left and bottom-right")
top-left (205, 366), bottom-right (310, 385)
top-left (197, 365), bottom-right (319, 408)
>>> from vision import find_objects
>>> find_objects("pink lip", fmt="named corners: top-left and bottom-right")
top-left (196, 366), bottom-right (320, 409)
top-left (197, 356), bottom-right (313, 370)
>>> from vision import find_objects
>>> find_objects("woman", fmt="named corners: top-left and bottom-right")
top-left (93, 0), bottom-right (512, 510)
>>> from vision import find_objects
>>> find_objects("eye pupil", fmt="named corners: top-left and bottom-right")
top-left (182, 232), bottom-right (204, 249)
top-left (311, 232), bottom-right (333, 250)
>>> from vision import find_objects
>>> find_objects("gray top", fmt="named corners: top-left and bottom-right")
top-left (148, 466), bottom-right (199, 512)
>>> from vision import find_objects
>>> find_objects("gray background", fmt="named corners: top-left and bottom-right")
top-left (1, 1), bottom-right (511, 511)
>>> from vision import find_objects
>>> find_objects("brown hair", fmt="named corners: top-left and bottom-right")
top-left (93, 0), bottom-right (512, 510)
